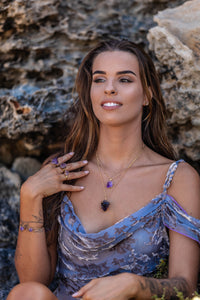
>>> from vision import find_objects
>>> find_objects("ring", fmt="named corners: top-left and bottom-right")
top-left (65, 170), bottom-right (69, 180)
top-left (59, 162), bottom-right (67, 169)
top-left (51, 157), bottom-right (59, 166)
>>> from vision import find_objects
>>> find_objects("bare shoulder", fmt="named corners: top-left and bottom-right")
top-left (169, 161), bottom-right (200, 218)
top-left (171, 161), bottom-right (200, 188)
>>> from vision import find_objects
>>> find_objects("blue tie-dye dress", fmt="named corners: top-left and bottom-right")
top-left (54, 160), bottom-right (200, 300)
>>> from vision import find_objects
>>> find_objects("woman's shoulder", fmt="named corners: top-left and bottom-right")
top-left (168, 160), bottom-right (200, 219)
top-left (170, 160), bottom-right (200, 188)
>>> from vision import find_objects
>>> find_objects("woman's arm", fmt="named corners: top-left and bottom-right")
top-left (15, 190), bottom-right (56, 285)
top-left (15, 152), bottom-right (89, 286)
top-left (72, 273), bottom-right (192, 300)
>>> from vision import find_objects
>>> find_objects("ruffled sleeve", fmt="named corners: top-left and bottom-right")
top-left (162, 195), bottom-right (200, 245)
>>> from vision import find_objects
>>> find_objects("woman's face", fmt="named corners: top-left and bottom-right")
top-left (90, 50), bottom-right (148, 128)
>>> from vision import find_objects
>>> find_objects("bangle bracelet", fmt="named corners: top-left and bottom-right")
top-left (19, 221), bottom-right (44, 233)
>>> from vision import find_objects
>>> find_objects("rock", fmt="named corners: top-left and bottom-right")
top-left (12, 157), bottom-right (42, 181)
top-left (147, 0), bottom-right (200, 165)
top-left (0, 166), bottom-right (21, 298)
top-left (0, 87), bottom-right (73, 164)
top-left (0, 166), bottom-right (21, 248)
top-left (154, 0), bottom-right (200, 59)
top-left (0, 248), bottom-right (18, 300)
top-left (0, 88), bottom-right (73, 140)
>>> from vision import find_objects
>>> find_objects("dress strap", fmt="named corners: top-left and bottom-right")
top-left (163, 159), bottom-right (184, 193)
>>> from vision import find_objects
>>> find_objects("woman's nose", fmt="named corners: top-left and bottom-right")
top-left (104, 81), bottom-right (117, 95)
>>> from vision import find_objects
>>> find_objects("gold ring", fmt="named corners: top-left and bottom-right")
top-left (65, 171), bottom-right (69, 180)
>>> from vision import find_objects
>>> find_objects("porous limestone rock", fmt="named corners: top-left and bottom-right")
top-left (0, 166), bottom-right (21, 297)
top-left (0, 0), bottom-right (186, 165)
top-left (147, 0), bottom-right (200, 165)
top-left (0, 166), bottom-right (20, 247)
top-left (12, 156), bottom-right (41, 181)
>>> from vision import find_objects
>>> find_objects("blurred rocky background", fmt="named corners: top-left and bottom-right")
top-left (0, 0), bottom-right (199, 298)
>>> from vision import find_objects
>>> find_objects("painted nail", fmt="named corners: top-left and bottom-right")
top-left (72, 292), bottom-right (79, 297)
top-left (69, 152), bottom-right (74, 155)
top-left (82, 160), bottom-right (88, 164)
top-left (84, 170), bottom-right (89, 174)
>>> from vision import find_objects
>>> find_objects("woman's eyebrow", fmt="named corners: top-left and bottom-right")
top-left (92, 70), bottom-right (106, 75)
top-left (92, 70), bottom-right (136, 76)
top-left (117, 70), bottom-right (136, 76)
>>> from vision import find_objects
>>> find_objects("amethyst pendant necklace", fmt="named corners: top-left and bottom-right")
top-left (101, 200), bottom-right (110, 211)
top-left (96, 145), bottom-right (144, 212)
top-left (106, 180), bottom-right (113, 188)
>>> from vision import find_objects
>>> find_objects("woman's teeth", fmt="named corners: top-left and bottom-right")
top-left (103, 102), bottom-right (120, 107)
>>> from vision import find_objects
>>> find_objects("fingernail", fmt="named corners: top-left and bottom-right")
top-left (72, 292), bottom-right (79, 297)
top-left (69, 152), bottom-right (74, 155)
top-left (83, 160), bottom-right (88, 164)
top-left (80, 186), bottom-right (84, 189)
top-left (84, 170), bottom-right (89, 174)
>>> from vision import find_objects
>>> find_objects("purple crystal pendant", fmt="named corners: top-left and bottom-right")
top-left (106, 180), bottom-right (113, 188)
top-left (101, 200), bottom-right (110, 211)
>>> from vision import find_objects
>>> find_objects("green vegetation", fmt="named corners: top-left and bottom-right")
top-left (152, 259), bottom-right (200, 300)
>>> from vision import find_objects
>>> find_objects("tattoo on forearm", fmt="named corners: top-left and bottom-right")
top-left (32, 209), bottom-right (43, 222)
top-left (139, 277), bottom-right (189, 300)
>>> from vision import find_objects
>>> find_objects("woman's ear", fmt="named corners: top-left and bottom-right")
top-left (143, 96), bottom-right (149, 106)
top-left (143, 87), bottom-right (152, 106)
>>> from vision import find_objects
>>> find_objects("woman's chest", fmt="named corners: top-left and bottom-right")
top-left (68, 166), bottom-right (165, 234)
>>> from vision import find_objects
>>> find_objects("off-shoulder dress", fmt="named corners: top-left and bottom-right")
top-left (54, 160), bottom-right (200, 300)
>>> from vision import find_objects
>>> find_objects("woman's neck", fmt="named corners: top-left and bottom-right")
top-left (95, 124), bottom-right (144, 170)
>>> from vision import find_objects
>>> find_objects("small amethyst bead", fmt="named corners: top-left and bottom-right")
top-left (106, 181), bottom-right (113, 188)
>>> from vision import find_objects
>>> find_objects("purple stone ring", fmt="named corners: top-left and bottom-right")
top-left (51, 157), bottom-right (59, 165)
top-left (51, 158), bottom-right (68, 172)
top-left (60, 162), bottom-right (67, 169)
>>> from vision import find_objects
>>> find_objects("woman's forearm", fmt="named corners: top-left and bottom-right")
top-left (134, 276), bottom-right (190, 300)
top-left (15, 187), bottom-right (53, 285)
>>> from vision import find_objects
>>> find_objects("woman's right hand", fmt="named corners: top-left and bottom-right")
top-left (20, 152), bottom-right (89, 202)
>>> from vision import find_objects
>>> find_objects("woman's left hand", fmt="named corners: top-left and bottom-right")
top-left (72, 273), bottom-right (138, 300)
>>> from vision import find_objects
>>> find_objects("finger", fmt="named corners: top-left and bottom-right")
top-left (60, 183), bottom-right (85, 192)
top-left (72, 280), bottom-right (97, 298)
top-left (61, 170), bottom-right (89, 181)
top-left (57, 152), bottom-right (74, 164)
top-left (65, 160), bottom-right (88, 172)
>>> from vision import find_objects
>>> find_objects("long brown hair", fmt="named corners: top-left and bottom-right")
top-left (43, 39), bottom-right (176, 245)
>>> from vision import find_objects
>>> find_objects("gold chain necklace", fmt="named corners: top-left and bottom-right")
top-left (96, 144), bottom-right (144, 211)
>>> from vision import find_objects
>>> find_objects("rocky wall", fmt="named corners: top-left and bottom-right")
top-left (0, 0), bottom-right (199, 298)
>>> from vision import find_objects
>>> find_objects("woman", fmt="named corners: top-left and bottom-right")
top-left (7, 39), bottom-right (200, 300)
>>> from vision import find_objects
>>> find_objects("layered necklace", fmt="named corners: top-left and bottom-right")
top-left (96, 144), bottom-right (144, 211)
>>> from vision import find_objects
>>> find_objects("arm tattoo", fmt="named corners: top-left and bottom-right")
top-left (32, 209), bottom-right (43, 223)
top-left (139, 277), bottom-right (189, 300)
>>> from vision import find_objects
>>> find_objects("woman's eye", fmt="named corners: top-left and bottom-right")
top-left (119, 78), bottom-right (133, 83)
top-left (93, 78), bottom-right (105, 83)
